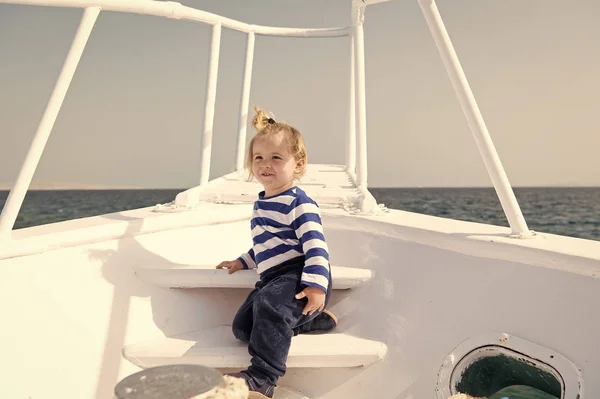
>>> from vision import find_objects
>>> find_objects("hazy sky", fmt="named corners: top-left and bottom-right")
top-left (1, 0), bottom-right (599, 188)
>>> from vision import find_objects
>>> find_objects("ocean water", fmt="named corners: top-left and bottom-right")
top-left (0, 187), bottom-right (598, 241)
top-left (370, 187), bottom-right (600, 241)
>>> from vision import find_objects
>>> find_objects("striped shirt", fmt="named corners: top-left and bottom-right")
top-left (237, 186), bottom-right (330, 293)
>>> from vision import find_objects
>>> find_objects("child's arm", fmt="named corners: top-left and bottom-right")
top-left (291, 198), bottom-right (330, 294)
top-left (215, 248), bottom-right (256, 274)
top-left (237, 248), bottom-right (257, 270)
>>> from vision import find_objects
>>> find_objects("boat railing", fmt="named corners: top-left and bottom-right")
top-left (0, 0), bottom-right (532, 244)
top-left (0, 0), bottom-right (361, 242)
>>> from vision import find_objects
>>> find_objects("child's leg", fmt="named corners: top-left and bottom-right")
top-left (245, 269), bottom-right (328, 386)
top-left (232, 287), bottom-right (261, 343)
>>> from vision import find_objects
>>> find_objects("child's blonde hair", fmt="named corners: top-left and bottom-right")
top-left (246, 106), bottom-right (307, 180)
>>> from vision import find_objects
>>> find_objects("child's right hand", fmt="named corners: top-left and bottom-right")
top-left (216, 259), bottom-right (243, 274)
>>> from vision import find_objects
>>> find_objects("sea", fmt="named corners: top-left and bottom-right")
top-left (0, 187), bottom-right (599, 241)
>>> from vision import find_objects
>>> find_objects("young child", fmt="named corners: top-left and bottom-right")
top-left (215, 107), bottom-right (337, 398)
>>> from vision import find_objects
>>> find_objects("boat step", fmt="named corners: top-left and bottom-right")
top-left (272, 387), bottom-right (310, 399)
top-left (122, 325), bottom-right (387, 370)
top-left (134, 264), bottom-right (373, 290)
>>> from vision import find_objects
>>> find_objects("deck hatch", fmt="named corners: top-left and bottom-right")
top-left (436, 332), bottom-right (583, 399)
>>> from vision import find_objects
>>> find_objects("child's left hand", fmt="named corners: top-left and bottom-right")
top-left (295, 286), bottom-right (326, 316)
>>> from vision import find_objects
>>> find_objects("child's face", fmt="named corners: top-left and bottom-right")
top-left (251, 131), bottom-right (302, 196)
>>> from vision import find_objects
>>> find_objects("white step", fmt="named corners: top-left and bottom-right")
top-left (134, 264), bottom-right (373, 290)
top-left (273, 387), bottom-right (310, 399)
top-left (123, 325), bottom-right (387, 370)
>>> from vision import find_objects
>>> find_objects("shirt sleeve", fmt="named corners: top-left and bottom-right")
top-left (237, 248), bottom-right (257, 269)
top-left (290, 197), bottom-right (330, 293)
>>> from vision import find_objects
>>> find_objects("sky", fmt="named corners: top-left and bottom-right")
top-left (1, 0), bottom-right (599, 189)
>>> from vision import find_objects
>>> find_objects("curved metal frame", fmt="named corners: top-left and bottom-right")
top-left (0, 0), bottom-right (532, 241)
top-left (0, 0), bottom-right (351, 37)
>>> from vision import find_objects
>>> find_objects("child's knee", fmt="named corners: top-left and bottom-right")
top-left (253, 288), bottom-right (274, 308)
top-left (232, 323), bottom-right (251, 343)
top-left (253, 287), bottom-right (288, 314)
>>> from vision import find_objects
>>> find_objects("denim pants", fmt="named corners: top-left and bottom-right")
top-left (231, 257), bottom-right (333, 385)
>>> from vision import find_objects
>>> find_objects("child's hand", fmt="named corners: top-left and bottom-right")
top-left (295, 286), bottom-right (326, 316)
top-left (216, 259), bottom-right (243, 274)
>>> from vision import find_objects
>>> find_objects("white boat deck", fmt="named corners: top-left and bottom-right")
top-left (166, 164), bottom-right (368, 211)
top-left (1, 163), bottom-right (375, 259)
top-left (2, 162), bottom-right (599, 273)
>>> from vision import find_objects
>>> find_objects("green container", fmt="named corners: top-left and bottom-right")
top-left (489, 385), bottom-right (560, 399)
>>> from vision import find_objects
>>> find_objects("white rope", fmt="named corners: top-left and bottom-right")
top-left (194, 375), bottom-right (249, 399)
top-left (195, 382), bottom-right (486, 399)
top-left (194, 380), bottom-right (486, 399)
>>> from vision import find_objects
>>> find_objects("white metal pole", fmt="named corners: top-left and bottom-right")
top-left (353, 7), bottom-right (368, 188)
top-left (346, 32), bottom-right (357, 181)
top-left (0, 6), bottom-right (100, 241)
top-left (0, 0), bottom-right (351, 38)
top-left (417, 0), bottom-right (530, 236)
top-left (199, 23), bottom-right (222, 186)
top-left (235, 32), bottom-right (255, 172)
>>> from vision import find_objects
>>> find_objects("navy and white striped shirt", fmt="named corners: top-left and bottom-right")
top-left (237, 186), bottom-right (330, 293)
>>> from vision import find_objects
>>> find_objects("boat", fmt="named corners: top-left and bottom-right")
top-left (0, 0), bottom-right (598, 398)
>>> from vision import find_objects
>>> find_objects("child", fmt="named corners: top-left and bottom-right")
top-left (216, 107), bottom-right (337, 398)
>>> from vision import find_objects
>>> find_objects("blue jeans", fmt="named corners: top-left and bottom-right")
top-left (232, 257), bottom-right (332, 385)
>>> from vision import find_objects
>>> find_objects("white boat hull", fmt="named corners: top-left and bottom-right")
top-left (1, 168), bottom-right (598, 398)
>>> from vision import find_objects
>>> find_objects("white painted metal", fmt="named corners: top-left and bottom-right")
top-left (235, 32), bottom-right (256, 172)
top-left (352, 0), bottom-right (394, 6)
top-left (122, 325), bottom-right (388, 369)
top-left (346, 32), bottom-right (357, 179)
top-left (133, 264), bottom-right (373, 290)
top-left (352, 6), bottom-right (369, 189)
top-left (199, 23), bottom-right (222, 186)
top-left (418, 0), bottom-right (530, 237)
top-left (0, 0), bottom-right (350, 38)
top-left (0, 6), bottom-right (100, 242)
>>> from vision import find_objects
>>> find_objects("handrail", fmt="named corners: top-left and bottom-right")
top-left (0, 0), bottom-right (353, 243)
top-left (235, 32), bottom-right (256, 172)
top-left (0, 6), bottom-right (101, 242)
top-left (0, 0), bottom-right (533, 240)
top-left (198, 23), bottom-right (222, 186)
top-left (418, 0), bottom-right (531, 237)
top-left (353, 6), bottom-right (368, 190)
top-left (0, 0), bottom-right (351, 38)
